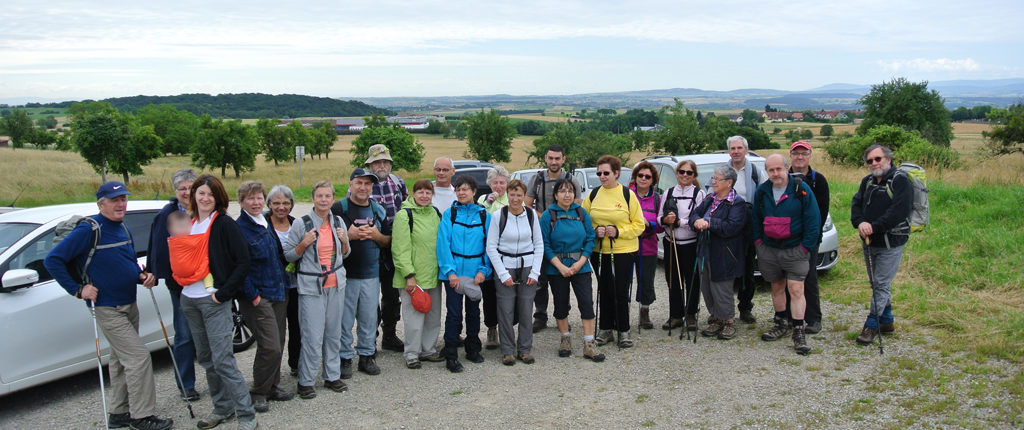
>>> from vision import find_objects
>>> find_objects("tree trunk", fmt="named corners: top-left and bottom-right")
top-left (123, 172), bottom-right (130, 184)
top-left (221, 165), bottom-right (226, 177)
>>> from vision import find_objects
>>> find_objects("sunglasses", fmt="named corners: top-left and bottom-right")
top-left (596, 171), bottom-right (613, 177)
top-left (677, 169), bottom-right (695, 176)
top-left (865, 156), bottom-right (885, 165)
top-left (636, 173), bottom-right (652, 180)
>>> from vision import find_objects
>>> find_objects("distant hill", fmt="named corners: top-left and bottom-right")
top-left (17, 93), bottom-right (394, 118)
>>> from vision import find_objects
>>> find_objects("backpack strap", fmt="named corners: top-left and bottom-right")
top-left (405, 208), bottom-right (414, 234)
top-left (498, 206), bottom-right (509, 238)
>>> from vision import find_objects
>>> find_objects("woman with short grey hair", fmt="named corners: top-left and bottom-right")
top-left (477, 165), bottom-right (510, 350)
top-left (266, 184), bottom-right (303, 377)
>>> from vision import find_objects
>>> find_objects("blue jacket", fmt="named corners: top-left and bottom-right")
top-left (237, 213), bottom-right (289, 302)
top-left (539, 203), bottom-right (595, 276)
top-left (44, 214), bottom-right (142, 307)
top-left (752, 176), bottom-right (821, 252)
top-left (688, 194), bottom-right (748, 282)
top-left (146, 198), bottom-right (185, 290)
top-left (437, 202), bottom-right (492, 280)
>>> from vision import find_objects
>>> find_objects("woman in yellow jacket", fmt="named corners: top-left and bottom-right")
top-left (582, 155), bottom-right (646, 348)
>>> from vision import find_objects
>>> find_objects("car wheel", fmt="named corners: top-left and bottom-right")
top-left (232, 300), bottom-right (255, 352)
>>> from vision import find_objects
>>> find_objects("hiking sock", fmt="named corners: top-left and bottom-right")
top-left (561, 332), bottom-right (571, 337)
top-left (583, 335), bottom-right (594, 341)
top-left (792, 319), bottom-right (804, 328)
top-left (775, 311), bottom-right (787, 321)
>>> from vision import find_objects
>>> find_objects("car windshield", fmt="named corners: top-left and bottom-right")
top-left (0, 222), bottom-right (40, 254)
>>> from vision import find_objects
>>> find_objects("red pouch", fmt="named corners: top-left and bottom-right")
top-left (763, 216), bottom-right (791, 240)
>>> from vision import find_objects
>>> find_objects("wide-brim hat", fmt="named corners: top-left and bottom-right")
top-left (365, 144), bottom-right (393, 164)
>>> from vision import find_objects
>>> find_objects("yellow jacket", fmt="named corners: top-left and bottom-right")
top-left (582, 184), bottom-right (646, 254)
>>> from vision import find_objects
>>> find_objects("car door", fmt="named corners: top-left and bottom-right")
top-left (121, 210), bottom-right (173, 348)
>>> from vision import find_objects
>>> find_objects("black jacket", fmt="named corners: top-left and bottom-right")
top-left (208, 211), bottom-right (252, 303)
top-left (850, 167), bottom-right (913, 248)
top-left (790, 166), bottom-right (830, 241)
top-left (146, 198), bottom-right (182, 290)
top-left (688, 193), bottom-right (748, 282)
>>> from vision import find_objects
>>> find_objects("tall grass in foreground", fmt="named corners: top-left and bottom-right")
top-left (822, 181), bottom-right (1024, 362)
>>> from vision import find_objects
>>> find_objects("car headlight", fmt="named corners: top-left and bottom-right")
top-left (822, 213), bottom-right (834, 232)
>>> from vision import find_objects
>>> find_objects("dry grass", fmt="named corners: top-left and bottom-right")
top-left (505, 114), bottom-right (573, 123)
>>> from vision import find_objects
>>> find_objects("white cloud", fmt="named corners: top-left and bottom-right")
top-left (878, 58), bottom-right (982, 73)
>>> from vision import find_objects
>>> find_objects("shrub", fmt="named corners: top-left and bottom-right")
top-left (823, 125), bottom-right (960, 168)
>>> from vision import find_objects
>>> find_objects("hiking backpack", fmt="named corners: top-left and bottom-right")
top-left (888, 162), bottom-right (929, 233)
top-left (586, 185), bottom-right (632, 209)
top-left (498, 206), bottom-right (535, 239)
top-left (546, 206), bottom-right (587, 232)
top-left (405, 206), bottom-right (443, 234)
top-left (52, 215), bottom-right (133, 285)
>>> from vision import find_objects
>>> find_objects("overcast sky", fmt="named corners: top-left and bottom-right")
top-left (1, 0), bottom-right (1021, 101)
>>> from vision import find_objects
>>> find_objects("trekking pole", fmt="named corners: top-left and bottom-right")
top-left (684, 231), bottom-right (707, 343)
top-left (88, 300), bottom-right (110, 430)
top-left (608, 235), bottom-right (624, 348)
top-left (666, 227), bottom-right (683, 338)
top-left (635, 236), bottom-right (643, 334)
top-left (149, 287), bottom-right (196, 418)
top-left (862, 237), bottom-right (884, 355)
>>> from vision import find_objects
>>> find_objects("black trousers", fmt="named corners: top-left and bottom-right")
top-left (533, 262), bottom-right (550, 324)
top-left (734, 236), bottom-right (756, 313)
top-left (785, 244), bottom-right (822, 324)
top-left (665, 241), bottom-right (700, 318)
top-left (378, 258), bottom-right (401, 331)
top-left (596, 252), bottom-right (636, 332)
top-left (285, 288), bottom-right (301, 370)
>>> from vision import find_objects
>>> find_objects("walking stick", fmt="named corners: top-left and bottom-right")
top-left (666, 227), bottom-right (684, 338)
top-left (861, 237), bottom-right (884, 355)
top-left (87, 301), bottom-right (110, 429)
top-left (683, 231), bottom-right (707, 343)
top-left (607, 236), bottom-right (624, 348)
top-left (635, 235), bottom-right (643, 334)
top-left (149, 287), bottom-right (196, 418)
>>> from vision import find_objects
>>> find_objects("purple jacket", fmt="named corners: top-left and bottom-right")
top-left (631, 185), bottom-right (664, 257)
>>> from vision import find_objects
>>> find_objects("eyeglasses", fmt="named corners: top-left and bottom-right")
top-left (865, 156), bottom-right (885, 165)
top-left (636, 173), bottom-right (652, 180)
top-left (677, 169), bottom-right (695, 176)
top-left (434, 168), bottom-right (451, 173)
top-left (790, 151), bottom-right (811, 158)
top-left (556, 188), bottom-right (575, 194)
top-left (596, 171), bottom-right (613, 177)
top-left (711, 176), bottom-right (726, 182)
top-left (176, 187), bottom-right (191, 192)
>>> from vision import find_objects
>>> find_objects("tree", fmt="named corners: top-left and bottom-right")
top-left (36, 115), bottom-right (58, 129)
top-left (256, 118), bottom-right (290, 166)
top-left (283, 121), bottom-right (313, 160)
top-left (857, 77), bottom-right (954, 147)
top-left (71, 107), bottom-right (163, 183)
top-left (800, 129), bottom-right (814, 140)
top-left (136, 104), bottom-right (199, 155)
top-left (983, 104), bottom-right (1024, 156)
top-left (773, 127), bottom-right (782, 135)
top-left (464, 109), bottom-right (516, 163)
top-left (349, 116), bottom-right (425, 171)
top-left (529, 123), bottom-right (632, 168)
top-left (740, 108), bottom-right (762, 126)
top-left (311, 121), bottom-right (337, 159)
top-left (192, 115), bottom-right (258, 178)
top-left (0, 109), bottom-right (34, 148)
top-left (31, 129), bottom-right (58, 150)
top-left (650, 99), bottom-right (705, 155)
top-left (425, 119), bottom-right (448, 134)
top-left (820, 124), bottom-right (834, 138)
top-left (823, 124), bottom-right (960, 168)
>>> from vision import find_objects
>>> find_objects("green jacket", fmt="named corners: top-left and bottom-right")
top-left (392, 197), bottom-right (442, 289)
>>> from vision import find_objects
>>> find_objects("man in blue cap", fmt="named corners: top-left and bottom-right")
top-left (45, 182), bottom-right (173, 430)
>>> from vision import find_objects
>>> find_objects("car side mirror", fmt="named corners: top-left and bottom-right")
top-left (1, 268), bottom-right (40, 293)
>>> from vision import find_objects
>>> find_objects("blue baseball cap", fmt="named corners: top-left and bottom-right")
top-left (96, 181), bottom-right (132, 200)
top-left (350, 168), bottom-right (379, 183)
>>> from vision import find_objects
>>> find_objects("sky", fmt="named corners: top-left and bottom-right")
top-left (1, 0), bottom-right (1022, 102)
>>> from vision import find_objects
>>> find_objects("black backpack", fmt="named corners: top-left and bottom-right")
top-left (587, 185), bottom-right (632, 209)
top-left (52, 215), bottom-right (133, 285)
top-left (498, 206), bottom-right (535, 239)
top-left (449, 204), bottom-right (488, 261)
top-left (546, 206), bottom-right (587, 232)
top-left (404, 206), bottom-right (443, 234)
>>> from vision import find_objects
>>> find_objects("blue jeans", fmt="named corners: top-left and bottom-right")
top-left (864, 245), bottom-right (903, 330)
top-left (340, 278), bottom-right (379, 358)
top-left (169, 289), bottom-right (196, 391)
top-left (442, 281), bottom-right (481, 356)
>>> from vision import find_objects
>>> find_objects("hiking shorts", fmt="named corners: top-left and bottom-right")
top-left (755, 242), bottom-right (809, 282)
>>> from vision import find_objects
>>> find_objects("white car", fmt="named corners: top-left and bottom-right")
top-left (572, 166), bottom-right (633, 195)
top-left (0, 201), bottom-right (173, 395)
top-left (637, 153), bottom-right (839, 273)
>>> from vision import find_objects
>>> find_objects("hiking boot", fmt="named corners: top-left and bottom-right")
top-left (339, 358), bottom-right (353, 379)
top-left (108, 412), bottom-right (131, 429)
top-left (583, 340), bottom-right (605, 362)
top-left (805, 321), bottom-right (822, 334)
top-left (358, 355), bottom-right (381, 375)
top-left (251, 395), bottom-right (269, 413)
top-left (558, 335), bottom-right (572, 357)
top-left (595, 330), bottom-right (614, 346)
top-left (381, 333), bottom-right (405, 352)
top-left (517, 353), bottom-right (535, 364)
top-left (616, 331), bottom-right (633, 348)
top-left (267, 387), bottom-right (294, 401)
top-left (502, 354), bottom-right (515, 365)
top-left (739, 310), bottom-right (757, 324)
top-left (465, 351), bottom-right (485, 363)
top-left (446, 358), bottom-right (464, 373)
top-left (793, 326), bottom-right (811, 355)
top-left (197, 412), bottom-right (235, 429)
top-left (181, 387), bottom-right (200, 401)
top-left (717, 320), bottom-right (736, 340)
top-left (761, 316), bottom-right (791, 341)
top-left (701, 319), bottom-right (724, 337)
top-left (485, 326), bottom-right (499, 350)
top-left (661, 318), bottom-right (683, 330)
top-left (639, 307), bottom-right (653, 329)
top-left (129, 415), bottom-right (172, 430)
top-left (406, 358), bottom-right (422, 369)
top-left (685, 314), bottom-right (698, 331)
top-left (289, 368), bottom-right (298, 377)
top-left (324, 379), bottom-right (348, 393)
top-left (856, 327), bottom-right (878, 345)
top-left (419, 352), bottom-right (444, 362)
top-left (237, 418), bottom-right (259, 430)
top-left (296, 384), bottom-right (316, 399)
top-left (880, 322), bottom-right (895, 334)
top-left (532, 320), bottom-right (547, 333)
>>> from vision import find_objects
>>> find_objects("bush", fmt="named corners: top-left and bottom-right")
top-left (823, 125), bottom-right (960, 168)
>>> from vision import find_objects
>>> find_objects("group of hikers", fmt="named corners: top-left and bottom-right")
top-left (43, 138), bottom-right (914, 430)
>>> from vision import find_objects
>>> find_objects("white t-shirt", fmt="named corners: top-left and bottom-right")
top-left (182, 215), bottom-right (214, 299)
top-left (432, 183), bottom-right (456, 211)
top-left (733, 161), bottom-right (750, 200)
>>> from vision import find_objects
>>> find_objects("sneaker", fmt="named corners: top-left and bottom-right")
top-left (465, 351), bottom-right (484, 363)
top-left (406, 358), bottom-right (422, 369)
top-left (739, 310), bottom-right (757, 324)
top-left (502, 354), bottom-right (515, 366)
top-left (358, 355), bottom-right (381, 375)
top-left (701, 320), bottom-right (724, 337)
top-left (761, 316), bottom-right (791, 341)
top-left (793, 326), bottom-right (811, 355)
top-left (128, 415), bottom-right (172, 430)
top-left (639, 307), bottom-right (653, 329)
top-left (419, 352), bottom-right (444, 362)
top-left (446, 358), bottom-right (464, 373)
top-left (381, 333), bottom-right (405, 352)
top-left (616, 331), bottom-right (633, 348)
top-left (717, 320), bottom-right (736, 340)
top-left (324, 379), bottom-right (348, 393)
top-left (267, 387), bottom-right (294, 402)
top-left (558, 335), bottom-right (572, 357)
top-left (532, 320), bottom-right (547, 333)
top-left (517, 353), bottom-right (535, 364)
top-left (583, 340), bottom-right (605, 362)
top-left (108, 412), bottom-right (131, 429)
top-left (661, 318), bottom-right (683, 330)
top-left (340, 358), bottom-right (353, 379)
top-left (237, 418), bottom-right (259, 430)
top-left (486, 326), bottom-right (499, 350)
top-left (251, 395), bottom-right (269, 413)
top-left (197, 412), bottom-right (235, 429)
top-left (880, 322), bottom-right (895, 334)
top-left (856, 327), bottom-right (878, 345)
top-left (805, 321), bottom-right (822, 334)
top-left (685, 314), bottom-right (698, 331)
top-left (595, 330), bottom-right (614, 346)
top-left (296, 384), bottom-right (316, 399)
top-left (181, 387), bottom-right (200, 401)
top-left (289, 368), bottom-right (298, 377)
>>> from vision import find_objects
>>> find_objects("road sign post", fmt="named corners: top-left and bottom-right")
top-left (295, 146), bottom-right (305, 188)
